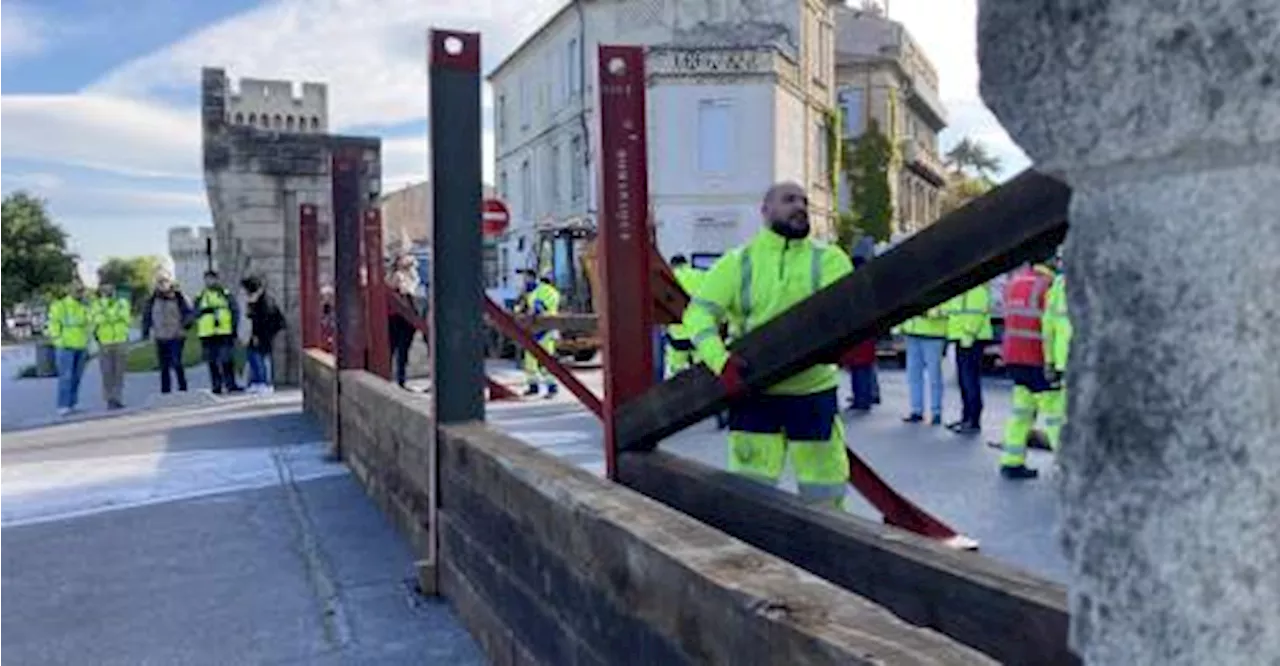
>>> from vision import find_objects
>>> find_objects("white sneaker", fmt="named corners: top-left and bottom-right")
top-left (57, 407), bottom-right (72, 417)
top-left (245, 384), bottom-right (263, 394)
top-left (259, 385), bottom-right (274, 395)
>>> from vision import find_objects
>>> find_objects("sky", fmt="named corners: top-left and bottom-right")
top-left (1, 0), bottom-right (1029, 282)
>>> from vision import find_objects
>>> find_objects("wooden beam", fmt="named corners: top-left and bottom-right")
top-left (615, 169), bottom-right (1071, 452)
top-left (617, 451), bottom-right (1078, 666)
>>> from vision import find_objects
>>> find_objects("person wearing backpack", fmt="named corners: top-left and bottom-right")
top-left (240, 275), bottom-right (285, 394)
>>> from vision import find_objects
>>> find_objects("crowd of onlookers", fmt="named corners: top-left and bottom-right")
top-left (45, 269), bottom-right (285, 415)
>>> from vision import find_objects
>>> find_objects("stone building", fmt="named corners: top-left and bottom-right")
top-left (488, 0), bottom-right (840, 287)
top-left (834, 6), bottom-right (948, 236)
top-left (167, 226), bottom-right (217, 294)
top-left (201, 67), bottom-right (380, 385)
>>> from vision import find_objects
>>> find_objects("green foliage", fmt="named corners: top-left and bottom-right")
top-left (843, 119), bottom-right (894, 243)
top-left (835, 211), bottom-right (862, 259)
top-left (944, 138), bottom-right (1002, 179)
top-left (942, 172), bottom-right (996, 215)
top-left (1, 192), bottom-right (79, 310)
top-left (97, 255), bottom-right (165, 312)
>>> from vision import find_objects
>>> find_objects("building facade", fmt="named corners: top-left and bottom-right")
top-left (833, 7), bottom-right (948, 236)
top-left (168, 226), bottom-right (217, 293)
top-left (488, 0), bottom-right (840, 287)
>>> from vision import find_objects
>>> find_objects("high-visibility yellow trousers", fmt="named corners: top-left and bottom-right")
top-left (523, 337), bottom-right (558, 388)
top-left (726, 390), bottom-right (850, 509)
top-left (1000, 367), bottom-right (1066, 467)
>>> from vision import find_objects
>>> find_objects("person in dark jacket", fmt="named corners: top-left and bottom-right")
top-left (240, 276), bottom-right (285, 394)
top-left (141, 276), bottom-right (194, 394)
top-left (386, 254), bottom-right (420, 389)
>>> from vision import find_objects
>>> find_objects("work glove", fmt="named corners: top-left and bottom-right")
top-left (716, 354), bottom-right (749, 398)
top-left (1043, 365), bottom-right (1063, 388)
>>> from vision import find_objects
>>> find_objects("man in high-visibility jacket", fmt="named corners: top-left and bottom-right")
top-left (195, 270), bottom-right (242, 394)
top-left (519, 270), bottom-right (561, 398)
top-left (898, 303), bottom-right (949, 425)
top-left (48, 281), bottom-right (91, 416)
top-left (665, 254), bottom-right (705, 378)
top-left (997, 251), bottom-right (1061, 480)
top-left (681, 181), bottom-right (853, 508)
top-left (91, 282), bottom-right (132, 409)
top-left (1040, 272), bottom-right (1071, 447)
top-left (943, 283), bottom-right (994, 434)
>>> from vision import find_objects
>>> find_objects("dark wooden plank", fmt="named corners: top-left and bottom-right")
top-left (616, 451), bottom-right (1079, 666)
top-left (615, 169), bottom-right (1070, 452)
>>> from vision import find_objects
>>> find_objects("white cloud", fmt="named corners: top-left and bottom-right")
top-left (0, 94), bottom-right (201, 179)
top-left (87, 0), bottom-right (562, 130)
top-left (886, 0), bottom-right (1030, 177)
top-left (1, 3), bottom-right (53, 59)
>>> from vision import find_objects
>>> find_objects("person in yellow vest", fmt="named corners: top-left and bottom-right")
top-left (1039, 271), bottom-right (1071, 449)
top-left (942, 283), bottom-right (994, 434)
top-left (681, 181), bottom-right (853, 508)
top-left (518, 269), bottom-right (562, 398)
top-left (665, 254), bottom-right (705, 378)
top-left (897, 302), bottom-right (949, 425)
top-left (91, 281), bottom-right (133, 410)
top-left (195, 270), bottom-right (242, 394)
top-left (48, 280), bottom-right (91, 416)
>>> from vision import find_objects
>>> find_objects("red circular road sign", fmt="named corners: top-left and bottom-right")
top-left (482, 198), bottom-right (510, 237)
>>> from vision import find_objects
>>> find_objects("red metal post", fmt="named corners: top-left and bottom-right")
top-left (362, 209), bottom-right (391, 379)
top-left (597, 45), bottom-right (655, 479)
top-left (483, 297), bottom-right (604, 418)
top-left (299, 203), bottom-right (320, 349)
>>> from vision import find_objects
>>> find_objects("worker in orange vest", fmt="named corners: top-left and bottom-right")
top-left (997, 248), bottom-right (1062, 480)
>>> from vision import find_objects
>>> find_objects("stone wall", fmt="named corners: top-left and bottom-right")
top-left (299, 351), bottom-right (992, 665)
top-left (202, 67), bottom-right (380, 386)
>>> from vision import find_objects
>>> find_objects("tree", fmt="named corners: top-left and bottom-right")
top-left (97, 255), bottom-right (165, 312)
top-left (941, 172), bottom-right (996, 216)
top-left (1, 192), bottom-right (78, 312)
top-left (944, 138), bottom-right (1002, 180)
top-left (843, 119), bottom-right (894, 244)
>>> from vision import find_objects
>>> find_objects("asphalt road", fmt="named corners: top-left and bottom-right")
top-left (478, 357), bottom-right (1069, 583)
top-left (1, 365), bottom-right (484, 666)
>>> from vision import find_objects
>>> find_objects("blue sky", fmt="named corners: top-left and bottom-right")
top-left (1, 0), bottom-right (1026, 282)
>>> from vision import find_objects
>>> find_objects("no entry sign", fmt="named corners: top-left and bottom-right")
top-left (482, 198), bottom-right (510, 237)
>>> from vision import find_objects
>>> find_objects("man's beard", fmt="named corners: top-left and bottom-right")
top-left (770, 212), bottom-right (810, 239)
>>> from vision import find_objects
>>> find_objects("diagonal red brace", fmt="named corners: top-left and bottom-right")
top-left (483, 296), bottom-right (604, 419)
top-left (382, 284), bottom-right (520, 402)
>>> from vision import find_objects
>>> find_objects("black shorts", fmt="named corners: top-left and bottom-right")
top-left (1005, 364), bottom-right (1057, 392)
top-left (727, 388), bottom-right (838, 441)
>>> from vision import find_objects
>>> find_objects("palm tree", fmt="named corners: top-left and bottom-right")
top-left (944, 138), bottom-right (1002, 179)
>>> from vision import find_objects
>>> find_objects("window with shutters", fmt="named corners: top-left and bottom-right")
top-left (520, 159), bottom-right (532, 218)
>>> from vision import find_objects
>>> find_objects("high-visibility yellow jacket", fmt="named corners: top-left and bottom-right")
top-left (91, 296), bottom-right (132, 345)
top-left (523, 281), bottom-right (561, 341)
top-left (196, 288), bottom-right (234, 338)
top-left (682, 227), bottom-right (853, 396)
top-left (942, 284), bottom-right (994, 348)
top-left (1042, 274), bottom-right (1071, 371)
top-left (898, 305), bottom-right (949, 338)
top-left (667, 265), bottom-right (705, 341)
top-left (48, 296), bottom-right (90, 350)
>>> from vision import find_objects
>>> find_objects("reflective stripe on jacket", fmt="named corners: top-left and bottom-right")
top-left (1000, 265), bottom-right (1055, 366)
top-left (1043, 274), bottom-right (1071, 371)
top-left (196, 289), bottom-right (234, 338)
top-left (48, 296), bottom-right (89, 350)
top-left (91, 296), bottom-right (132, 345)
top-left (943, 284), bottom-right (993, 347)
top-left (682, 227), bottom-right (853, 396)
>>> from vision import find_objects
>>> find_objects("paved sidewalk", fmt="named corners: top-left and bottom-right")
top-left (1, 385), bottom-right (483, 665)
